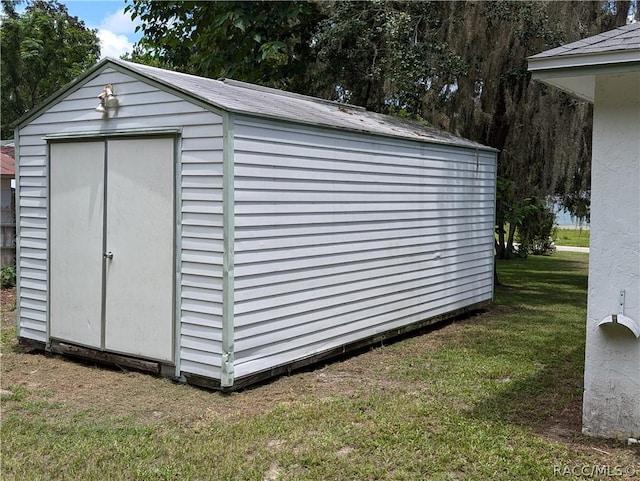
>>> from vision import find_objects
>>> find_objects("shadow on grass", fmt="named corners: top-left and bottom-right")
top-left (467, 344), bottom-right (584, 436)
top-left (468, 253), bottom-right (602, 446)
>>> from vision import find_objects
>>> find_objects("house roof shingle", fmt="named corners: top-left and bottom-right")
top-left (1, 145), bottom-right (15, 177)
top-left (530, 22), bottom-right (640, 59)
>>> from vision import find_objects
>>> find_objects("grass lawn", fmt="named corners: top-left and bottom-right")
top-left (1, 252), bottom-right (638, 480)
top-left (554, 227), bottom-right (590, 248)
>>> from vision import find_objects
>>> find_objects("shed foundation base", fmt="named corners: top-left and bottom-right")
top-left (18, 302), bottom-right (490, 391)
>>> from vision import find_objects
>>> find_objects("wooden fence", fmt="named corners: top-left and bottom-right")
top-left (1, 206), bottom-right (15, 266)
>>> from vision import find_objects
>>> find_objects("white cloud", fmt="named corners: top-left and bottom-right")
top-left (99, 8), bottom-right (140, 36)
top-left (98, 29), bottom-right (133, 59)
top-left (96, 8), bottom-right (141, 59)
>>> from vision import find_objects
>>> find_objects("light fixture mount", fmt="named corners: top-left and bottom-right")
top-left (96, 83), bottom-right (119, 112)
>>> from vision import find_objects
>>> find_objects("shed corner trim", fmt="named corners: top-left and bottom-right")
top-left (221, 111), bottom-right (236, 387)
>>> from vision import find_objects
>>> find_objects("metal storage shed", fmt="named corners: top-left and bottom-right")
top-left (15, 58), bottom-right (497, 389)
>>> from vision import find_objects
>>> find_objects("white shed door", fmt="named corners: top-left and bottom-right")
top-left (50, 141), bottom-right (105, 349)
top-left (103, 138), bottom-right (174, 360)
top-left (49, 138), bottom-right (175, 362)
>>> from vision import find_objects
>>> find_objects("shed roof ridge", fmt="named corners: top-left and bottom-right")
top-left (219, 78), bottom-right (366, 111)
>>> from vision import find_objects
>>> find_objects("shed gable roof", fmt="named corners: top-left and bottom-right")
top-left (18, 57), bottom-right (494, 152)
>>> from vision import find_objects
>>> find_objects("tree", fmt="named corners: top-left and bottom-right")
top-left (314, 0), bottom-right (633, 256)
top-left (126, 0), bottom-right (635, 258)
top-left (125, 0), bottom-right (324, 93)
top-left (0, 0), bottom-right (100, 138)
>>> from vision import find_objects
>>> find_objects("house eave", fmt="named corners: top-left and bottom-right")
top-left (528, 51), bottom-right (640, 104)
top-left (528, 49), bottom-right (640, 73)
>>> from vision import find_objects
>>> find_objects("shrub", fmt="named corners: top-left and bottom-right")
top-left (0, 265), bottom-right (16, 289)
top-left (517, 198), bottom-right (557, 256)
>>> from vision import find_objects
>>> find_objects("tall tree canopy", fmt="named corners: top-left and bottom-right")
top-left (125, 0), bottom-right (323, 93)
top-left (0, 0), bottom-right (100, 138)
top-left (125, 1), bottom-right (637, 252)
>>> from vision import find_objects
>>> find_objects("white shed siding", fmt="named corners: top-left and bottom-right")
top-left (231, 117), bottom-right (495, 378)
top-left (16, 67), bottom-right (225, 377)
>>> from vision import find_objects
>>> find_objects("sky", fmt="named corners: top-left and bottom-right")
top-left (61, 0), bottom-right (142, 58)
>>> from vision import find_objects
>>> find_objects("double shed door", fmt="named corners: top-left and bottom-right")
top-left (49, 137), bottom-right (175, 362)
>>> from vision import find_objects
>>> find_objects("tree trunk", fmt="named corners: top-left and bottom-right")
top-left (506, 223), bottom-right (517, 258)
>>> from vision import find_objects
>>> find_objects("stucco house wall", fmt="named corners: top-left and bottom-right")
top-left (529, 22), bottom-right (640, 439)
top-left (583, 72), bottom-right (640, 438)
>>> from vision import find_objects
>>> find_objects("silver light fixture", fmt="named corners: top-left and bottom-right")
top-left (96, 83), bottom-right (119, 112)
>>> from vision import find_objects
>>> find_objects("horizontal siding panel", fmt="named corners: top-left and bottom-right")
top-left (182, 136), bottom-right (224, 152)
top-left (182, 237), bottom-right (224, 253)
top-left (182, 285), bottom-right (223, 304)
top-left (234, 245), bottom-right (491, 291)
top-left (18, 207), bottom-right (47, 219)
top-left (19, 196), bottom-right (46, 209)
top-left (181, 299), bottom-right (223, 317)
top-left (182, 273), bottom-right (223, 291)
top-left (235, 251), bottom-right (492, 304)
top-left (182, 188), bottom-right (223, 202)
top-left (235, 207), bottom-right (494, 228)
top-left (235, 236), bottom-right (493, 276)
top-left (180, 360), bottom-right (221, 378)
top-left (182, 176), bottom-right (223, 189)
top-left (20, 306), bottom-right (47, 320)
top-left (234, 190), bottom-right (494, 204)
top-left (182, 249), bottom-right (223, 265)
top-left (181, 335), bottom-right (223, 354)
top-left (182, 200), bottom-right (223, 215)
top-left (234, 121), bottom-right (494, 163)
top-left (180, 347), bottom-right (222, 368)
top-left (234, 200), bottom-right (494, 215)
top-left (231, 118), bottom-right (496, 379)
top-left (22, 111), bottom-right (219, 137)
top-left (181, 323), bottom-right (223, 341)
top-left (235, 221), bottom-right (493, 251)
top-left (234, 230), bottom-right (492, 266)
top-left (234, 216), bottom-right (491, 240)
top-left (181, 311), bottom-right (223, 329)
top-left (19, 247), bottom-right (47, 260)
top-left (16, 177), bottom-right (46, 188)
top-left (235, 177), bottom-right (495, 193)
top-left (19, 257), bottom-right (46, 271)
top-left (181, 212), bottom-right (223, 227)
top-left (234, 155), bottom-right (494, 182)
top-left (19, 166), bottom-right (46, 177)
top-left (182, 261), bottom-right (222, 279)
top-left (182, 162), bottom-right (223, 177)
top-left (182, 224), bottom-right (223, 240)
top-left (182, 150), bottom-right (223, 164)
top-left (20, 287), bottom-right (47, 302)
top-left (20, 278), bottom-right (47, 293)
top-left (235, 264), bottom-right (492, 324)
top-left (19, 297), bottom-right (46, 312)
top-left (21, 318), bottom-right (46, 333)
top-left (233, 284), bottom-right (493, 374)
top-left (19, 326), bottom-right (47, 343)
top-left (19, 268), bottom-right (47, 282)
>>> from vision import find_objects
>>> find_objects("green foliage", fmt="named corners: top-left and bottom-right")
top-left (0, 0), bottom-right (100, 138)
top-left (516, 198), bottom-right (557, 256)
top-left (125, 0), bottom-right (324, 92)
top-left (0, 264), bottom-right (16, 289)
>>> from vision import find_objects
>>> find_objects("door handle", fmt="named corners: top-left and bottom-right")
top-left (104, 251), bottom-right (113, 260)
